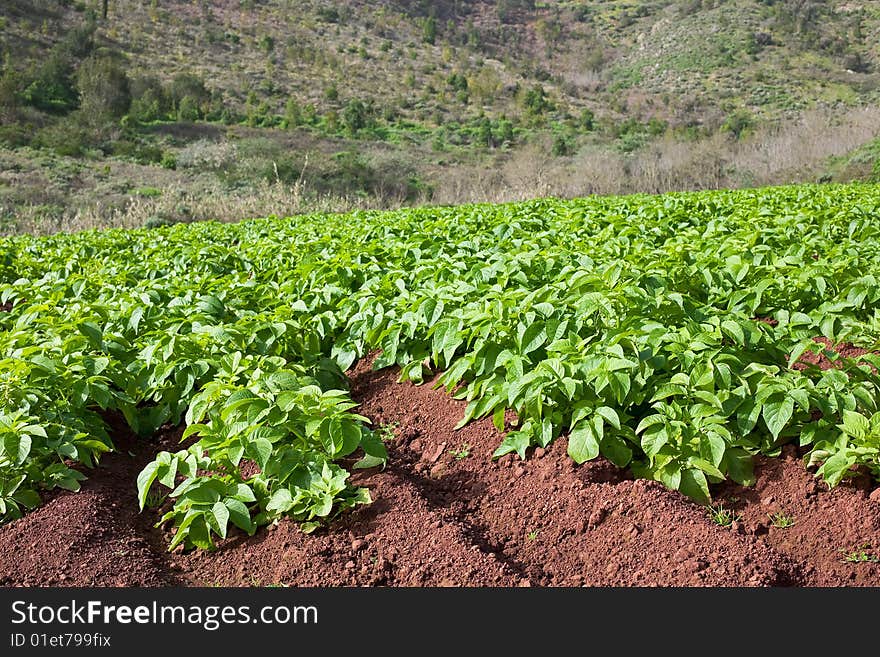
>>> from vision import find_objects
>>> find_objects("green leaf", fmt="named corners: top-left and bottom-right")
top-left (3, 434), bottom-right (31, 465)
top-left (736, 398), bottom-right (762, 435)
top-left (210, 501), bottom-right (229, 539)
top-left (600, 434), bottom-right (632, 467)
top-left (595, 406), bottom-right (620, 429)
top-left (247, 438), bottom-right (273, 471)
top-left (266, 488), bottom-right (293, 514)
top-left (699, 433), bottom-right (726, 467)
top-left (723, 448), bottom-right (755, 486)
top-left (763, 395), bottom-right (794, 439)
top-left (841, 410), bottom-right (870, 439)
top-left (77, 321), bottom-right (103, 348)
top-left (567, 420), bottom-right (600, 464)
top-left (136, 462), bottom-right (161, 511)
top-left (421, 298), bottom-right (445, 326)
top-left (338, 420), bottom-right (363, 457)
top-left (224, 498), bottom-right (255, 534)
top-left (518, 323), bottom-right (546, 355)
top-left (432, 319), bottom-right (462, 365)
top-left (640, 425), bottom-right (669, 459)
top-left (678, 468), bottom-right (710, 504)
top-left (721, 320), bottom-right (745, 346)
top-left (492, 430), bottom-right (530, 460)
top-left (690, 457), bottom-right (725, 481)
top-left (818, 450), bottom-right (853, 487)
top-left (354, 428), bottom-right (388, 469)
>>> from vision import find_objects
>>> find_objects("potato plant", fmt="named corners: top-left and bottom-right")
top-left (1, 183), bottom-right (880, 548)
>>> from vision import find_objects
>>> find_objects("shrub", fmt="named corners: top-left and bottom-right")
top-left (579, 108), bottom-right (595, 132)
top-left (552, 133), bottom-right (574, 156)
top-left (33, 119), bottom-right (93, 157)
top-left (342, 99), bottom-right (368, 135)
top-left (722, 110), bottom-right (753, 140)
top-left (77, 55), bottom-right (131, 120)
top-left (0, 124), bottom-right (32, 148)
top-left (22, 54), bottom-right (78, 113)
top-left (522, 84), bottom-right (551, 115)
top-left (177, 95), bottom-right (201, 122)
top-left (168, 73), bottom-right (210, 114)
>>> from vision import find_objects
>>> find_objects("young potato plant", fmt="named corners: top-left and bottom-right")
top-left (137, 366), bottom-right (385, 550)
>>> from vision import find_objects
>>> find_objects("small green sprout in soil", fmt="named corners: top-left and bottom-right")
top-left (768, 511), bottom-right (795, 528)
top-left (840, 544), bottom-right (880, 564)
top-left (707, 503), bottom-right (740, 527)
top-left (450, 443), bottom-right (471, 460)
top-left (377, 423), bottom-right (398, 441)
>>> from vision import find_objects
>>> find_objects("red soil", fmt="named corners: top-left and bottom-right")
top-left (1, 356), bottom-right (879, 587)
top-left (793, 336), bottom-right (871, 371)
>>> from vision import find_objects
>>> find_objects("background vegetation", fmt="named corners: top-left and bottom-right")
top-left (1, 0), bottom-right (880, 233)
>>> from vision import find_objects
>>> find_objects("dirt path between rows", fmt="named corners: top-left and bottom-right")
top-left (2, 356), bottom-right (879, 587)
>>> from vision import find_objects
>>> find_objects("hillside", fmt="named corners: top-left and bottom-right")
top-left (1, 0), bottom-right (880, 232)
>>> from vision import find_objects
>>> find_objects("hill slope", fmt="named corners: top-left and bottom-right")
top-left (1, 1), bottom-right (880, 232)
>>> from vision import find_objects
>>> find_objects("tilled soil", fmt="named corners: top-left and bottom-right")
top-left (2, 356), bottom-right (879, 587)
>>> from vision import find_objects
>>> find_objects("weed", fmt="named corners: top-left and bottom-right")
top-left (143, 488), bottom-right (167, 509)
top-left (707, 503), bottom-right (740, 528)
top-left (768, 511), bottom-right (795, 528)
top-left (840, 544), bottom-right (879, 564)
top-left (377, 422), bottom-right (398, 442)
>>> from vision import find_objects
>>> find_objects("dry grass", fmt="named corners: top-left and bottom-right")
top-left (433, 105), bottom-right (880, 204)
top-left (7, 179), bottom-right (360, 236)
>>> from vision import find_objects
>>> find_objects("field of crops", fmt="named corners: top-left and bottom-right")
top-left (2, 184), bottom-right (880, 585)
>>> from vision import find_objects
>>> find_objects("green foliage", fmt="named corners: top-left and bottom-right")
top-left (4, 184), bottom-right (880, 548)
top-left (342, 99), bottom-right (369, 136)
top-left (21, 53), bottom-right (79, 113)
top-left (177, 96), bottom-right (201, 122)
top-left (839, 543), bottom-right (879, 563)
top-left (579, 108), bottom-right (595, 132)
top-left (522, 84), bottom-right (551, 116)
top-left (768, 511), bottom-right (795, 528)
top-left (806, 410), bottom-right (880, 486)
top-left (168, 73), bottom-right (209, 114)
top-left (77, 56), bottom-right (131, 120)
top-left (422, 16), bottom-right (437, 45)
top-left (33, 118), bottom-right (94, 157)
top-left (552, 133), bottom-right (574, 157)
top-left (707, 503), bottom-right (740, 527)
top-left (722, 110), bottom-right (753, 140)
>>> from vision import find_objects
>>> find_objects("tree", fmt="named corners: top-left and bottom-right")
top-left (0, 55), bottom-right (21, 121)
top-left (342, 99), bottom-right (368, 135)
top-left (468, 66), bottom-right (501, 106)
top-left (130, 75), bottom-right (169, 121)
top-left (522, 84), bottom-right (551, 115)
top-left (22, 53), bottom-right (79, 113)
top-left (496, 118), bottom-right (514, 145)
top-left (476, 116), bottom-right (493, 147)
top-left (177, 95), bottom-right (200, 122)
top-left (77, 55), bottom-right (131, 120)
top-left (168, 73), bottom-right (209, 114)
top-left (579, 108), bottom-right (595, 131)
top-left (283, 97), bottom-right (302, 128)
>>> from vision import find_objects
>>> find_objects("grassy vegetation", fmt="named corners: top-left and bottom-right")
top-left (1, 1), bottom-right (879, 233)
